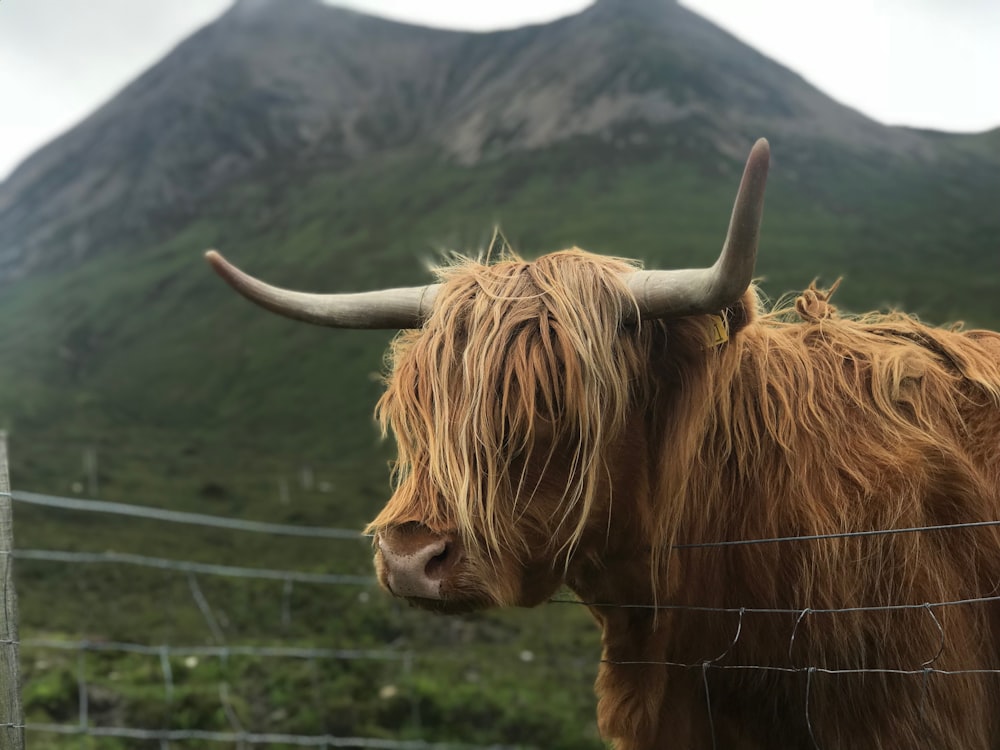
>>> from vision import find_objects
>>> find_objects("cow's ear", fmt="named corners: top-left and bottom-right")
top-left (721, 288), bottom-right (758, 339)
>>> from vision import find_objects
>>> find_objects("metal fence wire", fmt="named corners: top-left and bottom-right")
top-left (3, 457), bottom-right (536, 749)
top-left (4, 437), bottom-right (1000, 749)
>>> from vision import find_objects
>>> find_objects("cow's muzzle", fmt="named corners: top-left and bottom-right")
top-left (376, 527), bottom-right (464, 600)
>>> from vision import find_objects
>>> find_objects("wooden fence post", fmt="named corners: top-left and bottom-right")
top-left (0, 432), bottom-right (25, 749)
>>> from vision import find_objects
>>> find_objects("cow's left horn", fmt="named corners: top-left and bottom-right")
top-left (625, 138), bottom-right (770, 320)
top-left (205, 250), bottom-right (439, 329)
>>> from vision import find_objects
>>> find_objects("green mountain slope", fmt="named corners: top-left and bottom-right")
top-left (3, 136), bottom-right (997, 457)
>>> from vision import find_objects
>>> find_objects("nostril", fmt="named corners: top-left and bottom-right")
top-left (424, 540), bottom-right (461, 581)
top-left (423, 541), bottom-right (451, 580)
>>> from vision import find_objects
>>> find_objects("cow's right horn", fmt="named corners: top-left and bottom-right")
top-left (625, 138), bottom-right (770, 320)
top-left (205, 250), bottom-right (439, 329)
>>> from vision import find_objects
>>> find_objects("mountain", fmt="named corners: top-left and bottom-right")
top-left (0, 0), bottom-right (967, 283)
top-left (1, 0), bottom-right (997, 468)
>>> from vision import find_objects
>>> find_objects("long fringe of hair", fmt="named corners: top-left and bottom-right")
top-left (369, 248), bottom-right (658, 562)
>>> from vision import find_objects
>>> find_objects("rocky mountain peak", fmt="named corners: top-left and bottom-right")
top-left (592, 0), bottom-right (677, 9)
top-left (228, 0), bottom-right (321, 19)
top-left (0, 0), bottom-right (939, 283)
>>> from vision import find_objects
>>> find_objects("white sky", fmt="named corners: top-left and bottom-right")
top-left (1, 0), bottom-right (998, 182)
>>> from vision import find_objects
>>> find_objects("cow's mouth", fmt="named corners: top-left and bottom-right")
top-left (403, 593), bottom-right (494, 615)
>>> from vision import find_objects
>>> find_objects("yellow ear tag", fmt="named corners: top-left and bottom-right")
top-left (708, 315), bottom-right (729, 347)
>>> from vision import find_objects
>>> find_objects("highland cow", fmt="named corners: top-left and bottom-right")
top-left (207, 139), bottom-right (1000, 749)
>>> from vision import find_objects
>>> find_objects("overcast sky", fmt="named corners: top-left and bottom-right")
top-left (1, 0), bottom-right (998, 182)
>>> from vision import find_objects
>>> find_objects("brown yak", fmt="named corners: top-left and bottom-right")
top-left (206, 139), bottom-right (1000, 749)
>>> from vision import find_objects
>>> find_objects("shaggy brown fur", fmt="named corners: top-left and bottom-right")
top-left (368, 248), bottom-right (1000, 749)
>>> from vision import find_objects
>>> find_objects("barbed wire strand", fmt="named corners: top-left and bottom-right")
top-left (219, 683), bottom-right (248, 750)
top-left (187, 572), bottom-right (226, 644)
top-left (599, 660), bottom-right (1000, 676)
top-left (549, 592), bottom-right (1000, 615)
top-left (21, 638), bottom-right (413, 663)
top-left (805, 667), bottom-right (820, 750)
top-left (8, 549), bottom-right (374, 586)
top-left (789, 608), bottom-right (810, 660)
top-left (673, 518), bottom-right (1000, 549)
top-left (160, 643), bottom-right (174, 750)
top-left (701, 660), bottom-right (716, 750)
top-left (77, 652), bottom-right (87, 740)
top-left (24, 724), bottom-right (526, 749)
top-left (921, 604), bottom-right (946, 669)
top-left (11, 491), bottom-right (366, 540)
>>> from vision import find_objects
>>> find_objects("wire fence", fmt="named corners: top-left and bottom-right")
top-left (6, 434), bottom-right (1000, 749)
top-left (545, 519), bottom-right (1000, 749)
top-left (2, 447), bottom-right (544, 749)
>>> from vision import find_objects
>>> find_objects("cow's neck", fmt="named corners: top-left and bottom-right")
top-left (567, 534), bottom-right (696, 748)
top-left (561, 380), bottom-right (718, 748)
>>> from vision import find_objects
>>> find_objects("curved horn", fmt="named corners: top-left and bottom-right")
top-left (205, 250), bottom-right (439, 329)
top-left (626, 138), bottom-right (770, 320)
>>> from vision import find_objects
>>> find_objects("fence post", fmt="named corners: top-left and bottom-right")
top-left (0, 432), bottom-right (25, 749)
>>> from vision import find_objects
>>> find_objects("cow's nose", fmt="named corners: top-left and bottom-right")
top-left (378, 533), bottom-right (461, 599)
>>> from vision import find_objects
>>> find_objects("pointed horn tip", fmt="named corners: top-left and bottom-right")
top-left (749, 138), bottom-right (771, 167)
top-left (204, 249), bottom-right (255, 294)
top-left (204, 249), bottom-right (237, 281)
